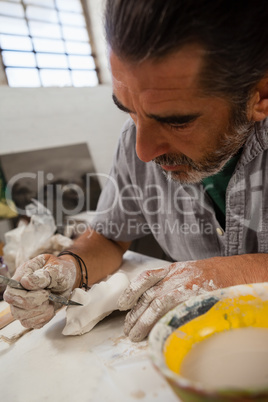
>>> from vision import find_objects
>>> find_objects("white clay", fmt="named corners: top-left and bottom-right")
top-left (63, 272), bottom-right (130, 335)
top-left (180, 327), bottom-right (268, 389)
top-left (63, 252), bottom-right (171, 336)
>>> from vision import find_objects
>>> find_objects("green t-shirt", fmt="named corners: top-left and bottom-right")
top-left (202, 151), bottom-right (242, 230)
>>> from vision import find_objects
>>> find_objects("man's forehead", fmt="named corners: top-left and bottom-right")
top-left (110, 45), bottom-right (205, 95)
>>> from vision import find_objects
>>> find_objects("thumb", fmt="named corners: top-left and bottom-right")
top-left (14, 254), bottom-right (51, 290)
top-left (42, 258), bottom-right (76, 293)
top-left (118, 267), bottom-right (170, 310)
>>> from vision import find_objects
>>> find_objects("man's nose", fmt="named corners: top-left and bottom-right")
top-left (135, 120), bottom-right (170, 162)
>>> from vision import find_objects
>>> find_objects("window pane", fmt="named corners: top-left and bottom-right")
top-left (29, 21), bottom-right (61, 39)
top-left (23, 0), bottom-right (54, 7)
top-left (59, 11), bottom-right (85, 27)
top-left (55, 0), bottom-right (82, 13)
top-left (71, 70), bottom-right (98, 87)
top-left (1, 0), bottom-right (99, 88)
top-left (68, 55), bottom-right (95, 70)
top-left (2, 50), bottom-right (36, 67)
top-left (65, 40), bottom-right (91, 55)
top-left (26, 6), bottom-right (58, 23)
top-left (6, 67), bottom-right (41, 87)
top-left (36, 53), bottom-right (68, 68)
top-left (33, 38), bottom-right (65, 53)
top-left (40, 69), bottom-right (72, 87)
top-left (0, 1), bottom-right (24, 17)
top-left (62, 26), bottom-right (88, 41)
top-left (0, 34), bottom-right (33, 51)
top-left (0, 16), bottom-right (29, 35)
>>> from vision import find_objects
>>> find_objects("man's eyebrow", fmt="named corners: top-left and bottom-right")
top-left (147, 113), bottom-right (201, 125)
top-left (112, 94), bottom-right (134, 114)
top-left (112, 93), bottom-right (201, 124)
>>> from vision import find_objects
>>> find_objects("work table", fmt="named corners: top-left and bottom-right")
top-left (0, 252), bottom-right (179, 402)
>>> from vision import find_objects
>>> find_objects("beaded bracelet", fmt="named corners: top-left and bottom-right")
top-left (58, 250), bottom-right (90, 290)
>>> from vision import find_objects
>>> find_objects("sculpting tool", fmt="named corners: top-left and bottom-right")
top-left (0, 274), bottom-right (83, 306)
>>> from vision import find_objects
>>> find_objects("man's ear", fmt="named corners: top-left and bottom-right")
top-left (247, 76), bottom-right (268, 122)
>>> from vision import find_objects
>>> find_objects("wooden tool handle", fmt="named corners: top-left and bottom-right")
top-left (0, 306), bottom-right (16, 330)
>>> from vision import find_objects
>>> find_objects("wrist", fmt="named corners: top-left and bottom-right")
top-left (58, 254), bottom-right (82, 289)
top-left (58, 251), bottom-right (90, 290)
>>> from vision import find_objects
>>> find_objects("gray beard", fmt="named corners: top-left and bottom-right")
top-left (153, 113), bottom-right (253, 184)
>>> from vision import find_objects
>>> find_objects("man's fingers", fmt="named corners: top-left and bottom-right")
top-left (10, 302), bottom-right (55, 329)
top-left (16, 257), bottom-right (76, 293)
top-left (123, 297), bottom-right (150, 336)
top-left (21, 307), bottom-right (55, 329)
top-left (127, 289), bottom-right (184, 342)
top-left (4, 286), bottom-right (49, 309)
top-left (123, 283), bottom-right (167, 335)
top-left (44, 260), bottom-right (76, 292)
top-left (3, 254), bottom-right (76, 331)
top-left (10, 301), bottom-right (49, 320)
top-left (13, 254), bottom-right (48, 283)
top-left (20, 268), bottom-right (51, 290)
top-left (13, 254), bottom-right (52, 290)
top-left (10, 301), bottom-right (55, 328)
top-left (118, 267), bottom-right (170, 310)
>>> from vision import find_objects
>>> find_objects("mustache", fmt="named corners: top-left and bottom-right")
top-left (153, 153), bottom-right (201, 171)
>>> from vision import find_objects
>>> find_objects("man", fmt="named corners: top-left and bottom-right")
top-left (4, 0), bottom-right (268, 342)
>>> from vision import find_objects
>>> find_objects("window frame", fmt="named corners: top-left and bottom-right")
top-left (0, 0), bottom-right (101, 87)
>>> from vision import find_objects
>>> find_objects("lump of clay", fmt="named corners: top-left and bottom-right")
top-left (62, 272), bottom-right (130, 336)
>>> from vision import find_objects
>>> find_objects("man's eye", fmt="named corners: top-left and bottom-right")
top-left (167, 122), bottom-right (191, 131)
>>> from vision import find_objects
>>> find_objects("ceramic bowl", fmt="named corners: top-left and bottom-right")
top-left (149, 282), bottom-right (268, 402)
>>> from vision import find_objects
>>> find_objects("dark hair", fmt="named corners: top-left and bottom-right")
top-left (105, 0), bottom-right (268, 107)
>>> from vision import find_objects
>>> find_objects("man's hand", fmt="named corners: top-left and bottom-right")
top-left (118, 261), bottom-right (219, 342)
top-left (4, 254), bottom-right (77, 329)
top-left (118, 252), bottom-right (268, 342)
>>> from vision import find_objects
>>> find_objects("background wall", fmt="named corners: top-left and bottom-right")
top-left (0, 85), bottom-right (126, 183)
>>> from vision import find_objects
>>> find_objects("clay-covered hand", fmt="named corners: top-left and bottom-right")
top-left (4, 254), bottom-right (77, 329)
top-left (118, 261), bottom-right (218, 342)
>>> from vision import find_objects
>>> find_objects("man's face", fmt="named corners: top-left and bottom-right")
top-left (110, 46), bottom-right (251, 183)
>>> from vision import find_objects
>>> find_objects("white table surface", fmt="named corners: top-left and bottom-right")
top-left (0, 252), bottom-right (179, 402)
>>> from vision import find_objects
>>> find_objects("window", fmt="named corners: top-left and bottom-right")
top-left (0, 0), bottom-right (99, 87)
